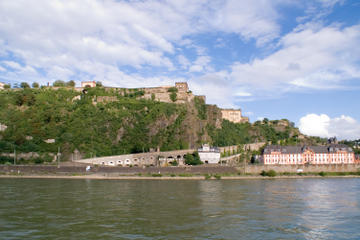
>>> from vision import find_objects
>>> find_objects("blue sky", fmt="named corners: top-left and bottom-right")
top-left (0, 0), bottom-right (360, 140)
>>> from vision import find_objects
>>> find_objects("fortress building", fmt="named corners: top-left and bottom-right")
top-left (81, 81), bottom-right (96, 88)
top-left (221, 109), bottom-right (249, 123)
top-left (262, 144), bottom-right (355, 165)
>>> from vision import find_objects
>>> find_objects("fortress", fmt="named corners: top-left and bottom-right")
top-left (79, 81), bottom-right (248, 123)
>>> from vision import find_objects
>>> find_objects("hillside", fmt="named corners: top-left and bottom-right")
top-left (0, 87), bottom-right (324, 163)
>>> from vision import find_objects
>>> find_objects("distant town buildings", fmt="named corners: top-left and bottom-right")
top-left (262, 144), bottom-right (355, 165)
top-left (221, 109), bottom-right (249, 123)
top-left (0, 82), bottom-right (5, 89)
top-left (198, 144), bottom-right (221, 164)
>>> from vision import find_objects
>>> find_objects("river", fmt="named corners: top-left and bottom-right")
top-left (0, 178), bottom-right (359, 239)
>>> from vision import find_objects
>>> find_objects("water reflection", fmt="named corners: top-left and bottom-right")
top-left (0, 178), bottom-right (359, 240)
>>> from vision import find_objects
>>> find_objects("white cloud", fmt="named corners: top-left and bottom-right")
top-left (0, 0), bottom-right (286, 87)
top-left (228, 23), bottom-right (360, 98)
top-left (189, 55), bottom-right (211, 72)
top-left (299, 113), bottom-right (360, 140)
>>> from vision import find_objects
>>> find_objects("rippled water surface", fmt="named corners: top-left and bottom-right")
top-left (1, 178), bottom-right (360, 239)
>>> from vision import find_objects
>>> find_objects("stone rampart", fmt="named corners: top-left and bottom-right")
top-left (74, 149), bottom-right (195, 167)
top-left (242, 164), bottom-right (360, 174)
top-left (219, 142), bottom-right (266, 154)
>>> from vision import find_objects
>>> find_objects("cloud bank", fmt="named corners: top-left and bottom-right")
top-left (299, 114), bottom-right (360, 140)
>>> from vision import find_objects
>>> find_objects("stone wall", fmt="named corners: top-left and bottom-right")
top-left (243, 164), bottom-right (360, 174)
top-left (219, 142), bottom-right (266, 154)
top-left (74, 149), bottom-right (195, 167)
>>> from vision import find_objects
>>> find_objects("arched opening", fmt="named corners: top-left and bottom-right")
top-left (125, 159), bottom-right (130, 166)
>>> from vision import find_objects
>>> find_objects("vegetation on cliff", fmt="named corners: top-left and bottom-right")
top-left (0, 87), bottom-right (323, 162)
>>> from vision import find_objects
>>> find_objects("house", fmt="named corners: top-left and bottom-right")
top-left (198, 144), bottom-right (221, 164)
top-left (262, 144), bottom-right (355, 165)
top-left (0, 82), bottom-right (5, 89)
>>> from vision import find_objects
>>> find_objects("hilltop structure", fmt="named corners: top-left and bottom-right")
top-left (80, 81), bottom-right (249, 123)
top-left (221, 109), bottom-right (249, 123)
top-left (0, 82), bottom-right (5, 89)
top-left (262, 144), bottom-right (355, 165)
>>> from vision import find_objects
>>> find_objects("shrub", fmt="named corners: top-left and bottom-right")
top-left (267, 170), bottom-right (277, 177)
top-left (204, 174), bottom-right (211, 180)
top-left (319, 171), bottom-right (326, 177)
top-left (170, 92), bottom-right (177, 102)
top-left (152, 173), bottom-right (162, 177)
top-left (184, 152), bottom-right (203, 165)
top-left (169, 160), bottom-right (178, 166)
top-left (214, 174), bottom-right (221, 180)
top-left (260, 170), bottom-right (276, 177)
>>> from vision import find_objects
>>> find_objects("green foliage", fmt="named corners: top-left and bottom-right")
top-left (66, 80), bottom-right (75, 87)
top-left (4, 84), bottom-right (11, 89)
top-left (96, 81), bottom-right (103, 87)
top-left (32, 82), bottom-right (39, 88)
top-left (20, 82), bottom-right (30, 88)
top-left (152, 173), bottom-right (162, 177)
top-left (214, 174), bottom-right (221, 180)
top-left (208, 120), bottom-right (252, 147)
top-left (0, 88), bottom-right (190, 160)
top-left (184, 152), bottom-right (202, 165)
top-left (170, 92), bottom-right (177, 102)
top-left (169, 160), bottom-right (178, 166)
top-left (167, 87), bottom-right (178, 93)
top-left (194, 96), bottom-right (207, 120)
top-left (53, 80), bottom-right (66, 87)
top-left (260, 170), bottom-right (277, 177)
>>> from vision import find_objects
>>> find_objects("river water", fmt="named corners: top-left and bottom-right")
top-left (0, 178), bottom-right (359, 239)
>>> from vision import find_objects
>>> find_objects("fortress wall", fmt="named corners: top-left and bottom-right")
top-left (243, 164), bottom-right (360, 174)
top-left (74, 149), bottom-right (195, 167)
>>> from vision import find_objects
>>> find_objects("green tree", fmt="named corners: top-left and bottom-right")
top-left (32, 82), bottom-right (39, 88)
top-left (4, 84), bottom-right (10, 89)
top-left (20, 82), bottom-right (30, 88)
top-left (184, 152), bottom-right (203, 165)
top-left (170, 92), bottom-right (177, 102)
top-left (53, 80), bottom-right (66, 87)
top-left (96, 81), bottom-right (103, 87)
top-left (66, 80), bottom-right (75, 87)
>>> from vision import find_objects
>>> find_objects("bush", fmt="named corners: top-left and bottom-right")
top-left (260, 170), bottom-right (276, 177)
top-left (152, 173), bottom-right (162, 177)
top-left (170, 92), bottom-right (177, 102)
top-left (184, 152), bottom-right (203, 165)
top-left (319, 171), bottom-right (326, 177)
top-left (214, 174), bottom-right (221, 180)
top-left (169, 160), bottom-right (178, 166)
top-left (204, 174), bottom-right (211, 180)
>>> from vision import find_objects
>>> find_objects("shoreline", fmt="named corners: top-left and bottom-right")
top-left (1, 174), bottom-right (360, 180)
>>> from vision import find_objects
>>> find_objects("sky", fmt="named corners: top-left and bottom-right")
top-left (0, 0), bottom-right (360, 140)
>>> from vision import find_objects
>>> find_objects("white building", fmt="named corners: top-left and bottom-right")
top-left (0, 82), bottom-right (5, 89)
top-left (198, 144), bottom-right (221, 164)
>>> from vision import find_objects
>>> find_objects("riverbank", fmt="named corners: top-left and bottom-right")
top-left (1, 172), bottom-right (360, 180)
top-left (1, 164), bottom-right (359, 180)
